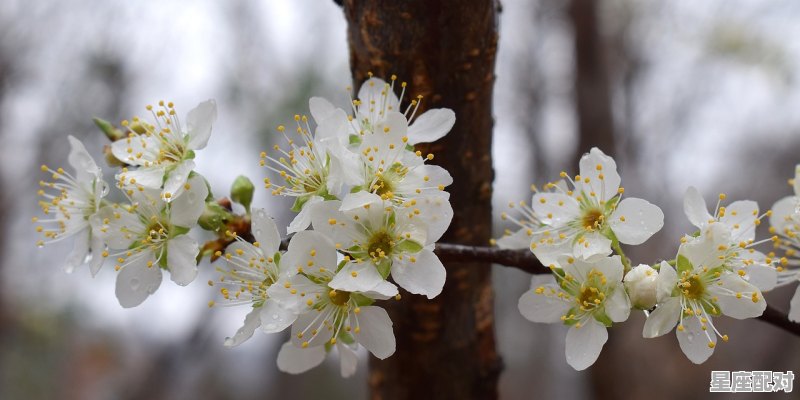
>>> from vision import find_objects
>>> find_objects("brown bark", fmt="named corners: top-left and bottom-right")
top-left (343, 1), bottom-right (500, 399)
top-left (569, 0), bottom-right (616, 162)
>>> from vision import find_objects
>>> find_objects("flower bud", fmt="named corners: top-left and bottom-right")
top-left (231, 175), bottom-right (255, 212)
top-left (93, 117), bottom-right (124, 141)
top-left (198, 202), bottom-right (233, 232)
top-left (623, 264), bottom-right (658, 310)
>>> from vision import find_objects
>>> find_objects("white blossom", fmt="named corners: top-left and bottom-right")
top-left (642, 226), bottom-right (766, 364)
top-left (529, 148), bottom-right (664, 265)
top-left (518, 255), bottom-right (630, 370)
top-left (112, 100), bottom-right (216, 202)
top-left (768, 164), bottom-right (800, 321)
top-left (36, 135), bottom-right (109, 275)
top-left (624, 264), bottom-right (659, 310)
top-left (90, 174), bottom-right (208, 307)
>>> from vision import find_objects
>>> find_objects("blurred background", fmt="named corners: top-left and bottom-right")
top-left (1, 0), bottom-right (799, 399)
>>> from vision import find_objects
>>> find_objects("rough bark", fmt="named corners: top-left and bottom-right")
top-left (343, 1), bottom-right (500, 399)
top-left (569, 0), bottom-right (616, 162)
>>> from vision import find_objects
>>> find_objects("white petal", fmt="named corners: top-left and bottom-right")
top-left (604, 285), bottom-right (631, 323)
top-left (794, 165), bottom-right (800, 196)
top-left (329, 261), bottom-right (386, 294)
top-left (531, 193), bottom-right (580, 227)
top-left (642, 297), bottom-right (680, 338)
top-left (712, 273), bottom-right (765, 319)
top-left (719, 200), bottom-right (758, 242)
top-left (676, 315), bottom-right (715, 364)
top-left (683, 186), bottom-right (712, 229)
top-left (283, 231), bottom-right (338, 279)
top-left (337, 343), bottom-right (359, 378)
top-left (167, 235), bottom-right (199, 286)
top-left (276, 342), bottom-right (326, 374)
top-left (186, 99), bottom-right (217, 150)
top-left (736, 262), bottom-right (777, 292)
top-left (361, 280), bottom-right (399, 300)
top-left (578, 148), bottom-right (620, 202)
top-left (287, 196), bottom-right (322, 234)
top-left (118, 166), bottom-right (165, 190)
top-left (592, 255), bottom-right (624, 283)
top-left (609, 197), bottom-right (664, 245)
top-left (407, 108), bottom-right (455, 144)
top-left (162, 160), bottom-right (196, 202)
top-left (517, 283), bottom-right (570, 323)
top-left (309, 96), bottom-right (337, 124)
top-left (115, 253), bottom-right (162, 308)
top-left (88, 233), bottom-right (105, 276)
top-left (573, 231), bottom-right (612, 261)
top-left (353, 306), bottom-right (395, 359)
top-left (267, 274), bottom-right (321, 313)
top-left (409, 194), bottom-right (453, 243)
top-left (67, 135), bottom-right (100, 182)
top-left (224, 308), bottom-right (261, 347)
top-left (656, 262), bottom-right (678, 303)
top-left (169, 173), bottom-right (208, 227)
top-left (259, 299), bottom-right (297, 333)
top-left (565, 320), bottom-right (608, 371)
top-left (251, 208), bottom-right (281, 255)
top-left (309, 200), bottom-right (361, 249)
top-left (291, 312), bottom-right (333, 347)
top-left (390, 249), bottom-right (446, 299)
top-left (64, 230), bottom-right (90, 274)
top-left (341, 191), bottom-right (383, 211)
top-left (769, 196), bottom-right (798, 234)
top-left (357, 78), bottom-right (399, 114)
top-left (496, 229), bottom-right (533, 250)
top-left (789, 284), bottom-right (800, 323)
top-left (111, 134), bottom-right (159, 167)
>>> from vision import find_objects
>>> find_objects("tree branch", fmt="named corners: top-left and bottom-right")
top-left (432, 243), bottom-right (800, 337)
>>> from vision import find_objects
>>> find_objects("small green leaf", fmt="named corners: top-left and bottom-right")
top-left (93, 117), bottom-right (124, 141)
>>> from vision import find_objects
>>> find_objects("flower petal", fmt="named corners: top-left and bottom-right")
top-left (283, 231), bottom-right (338, 279)
top-left (251, 208), bottom-right (281, 255)
top-left (169, 173), bottom-right (208, 227)
top-left (609, 197), bottom-right (664, 245)
top-left (64, 230), bottom-right (90, 274)
top-left (353, 306), bottom-right (395, 359)
top-left (578, 148), bottom-right (620, 202)
top-left (115, 253), bottom-right (162, 308)
top-left (162, 160), bottom-right (196, 202)
top-left (719, 200), bottom-right (758, 242)
top-left (287, 196), bottom-right (323, 234)
top-left (407, 108), bottom-right (455, 144)
top-left (88, 233), bottom-right (105, 277)
top-left (683, 186), bottom-right (712, 229)
top-left (409, 194), bottom-right (453, 243)
top-left (224, 308), bottom-right (261, 347)
top-left (711, 273), bottom-right (765, 320)
top-left (531, 193), bottom-right (580, 227)
top-left (67, 135), bottom-right (100, 182)
top-left (592, 255), bottom-right (624, 284)
top-left (789, 284), bottom-right (800, 323)
top-left (642, 297), bottom-right (680, 338)
top-left (496, 228), bottom-right (533, 250)
top-left (676, 315), bottom-right (715, 364)
top-left (259, 299), bottom-right (297, 333)
top-left (573, 231), bottom-right (612, 261)
top-left (656, 262), bottom-right (678, 303)
top-left (341, 191), bottom-right (383, 211)
top-left (167, 235), bottom-right (199, 286)
top-left (118, 166), bottom-right (165, 190)
top-left (186, 99), bottom-right (217, 150)
top-left (565, 319), bottom-right (608, 371)
top-left (604, 286), bottom-right (631, 323)
top-left (390, 249), bottom-right (446, 299)
top-left (337, 343), bottom-right (359, 378)
top-left (769, 196), bottom-right (797, 234)
top-left (309, 96), bottom-right (337, 124)
top-left (276, 342), bottom-right (326, 374)
top-left (330, 261), bottom-right (387, 294)
top-left (517, 279), bottom-right (570, 323)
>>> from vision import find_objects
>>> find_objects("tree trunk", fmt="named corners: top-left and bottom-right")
top-left (343, 1), bottom-right (500, 399)
top-left (569, 0), bottom-right (616, 162)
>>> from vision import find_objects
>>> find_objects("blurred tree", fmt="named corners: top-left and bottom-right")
top-left (343, 0), bottom-right (501, 398)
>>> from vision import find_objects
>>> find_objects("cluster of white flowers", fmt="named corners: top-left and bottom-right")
top-left (499, 148), bottom-right (796, 370)
top-left (37, 76), bottom-right (456, 378)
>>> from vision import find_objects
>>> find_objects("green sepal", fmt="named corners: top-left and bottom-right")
top-left (93, 117), bottom-right (124, 141)
top-left (396, 240), bottom-right (423, 254)
top-left (351, 293), bottom-right (375, 307)
top-left (185, 149), bottom-right (196, 160)
top-left (337, 259), bottom-right (347, 272)
top-left (562, 307), bottom-right (580, 326)
top-left (290, 196), bottom-right (309, 213)
top-left (171, 226), bottom-right (190, 236)
top-left (273, 252), bottom-right (281, 266)
top-left (338, 332), bottom-right (356, 345)
top-left (376, 260), bottom-right (392, 279)
top-left (405, 144), bottom-right (414, 152)
top-left (198, 202), bottom-right (233, 232)
top-left (676, 254), bottom-right (693, 275)
top-left (349, 134), bottom-right (362, 146)
top-left (593, 310), bottom-right (613, 328)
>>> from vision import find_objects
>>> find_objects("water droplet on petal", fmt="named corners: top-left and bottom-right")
top-left (272, 314), bottom-right (280, 320)
top-left (130, 277), bottom-right (141, 290)
top-left (255, 229), bottom-right (262, 237)
top-left (257, 210), bottom-right (266, 218)
top-left (265, 323), bottom-right (277, 330)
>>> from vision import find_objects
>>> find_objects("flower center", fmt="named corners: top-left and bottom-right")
top-left (328, 289), bottom-right (351, 306)
top-left (680, 274), bottom-right (706, 300)
top-left (367, 230), bottom-right (394, 259)
top-left (581, 208), bottom-right (605, 231)
top-left (372, 176), bottom-right (394, 196)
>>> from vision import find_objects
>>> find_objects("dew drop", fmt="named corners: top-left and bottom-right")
top-left (257, 210), bottom-right (266, 218)
top-left (265, 323), bottom-right (277, 330)
top-left (272, 314), bottom-right (280, 320)
top-left (130, 277), bottom-right (141, 290)
top-left (255, 229), bottom-right (263, 237)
